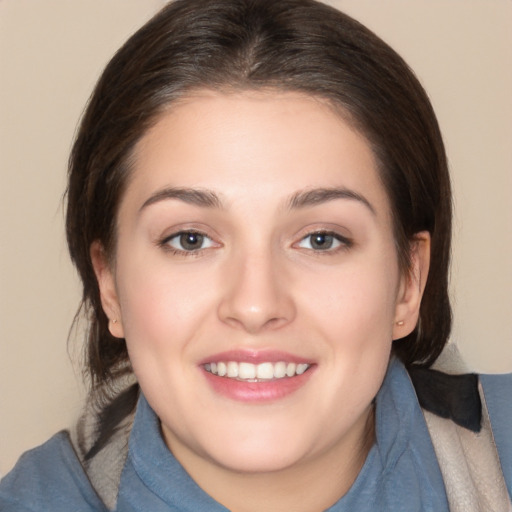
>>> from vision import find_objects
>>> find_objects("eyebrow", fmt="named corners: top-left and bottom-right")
top-left (139, 185), bottom-right (375, 215)
top-left (287, 187), bottom-right (375, 215)
top-left (140, 187), bottom-right (223, 211)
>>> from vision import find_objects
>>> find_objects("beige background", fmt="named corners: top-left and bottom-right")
top-left (1, 0), bottom-right (511, 476)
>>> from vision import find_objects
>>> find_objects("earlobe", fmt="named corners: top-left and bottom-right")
top-left (393, 232), bottom-right (431, 340)
top-left (90, 241), bottom-right (125, 339)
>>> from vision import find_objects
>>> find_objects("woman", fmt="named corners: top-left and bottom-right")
top-left (1, 0), bottom-right (510, 510)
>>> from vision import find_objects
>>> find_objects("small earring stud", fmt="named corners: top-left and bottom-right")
top-left (112, 318), bottom-right (118, 324)
top-left (396, 320), bottom-right (405, 326)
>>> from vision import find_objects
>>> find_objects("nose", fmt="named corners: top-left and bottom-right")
top-left (217, 250), bottom-right (296, 334)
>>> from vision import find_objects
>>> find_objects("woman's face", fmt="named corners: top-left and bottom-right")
top-left (94, 91), bottom-right (424, 478)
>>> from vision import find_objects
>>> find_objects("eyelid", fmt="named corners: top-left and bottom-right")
top-left (293, 229), bottom-right (353, 252)
top-left (158, 228), bottom-right (221, 255)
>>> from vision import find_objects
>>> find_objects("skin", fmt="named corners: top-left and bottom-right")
top-left (92, 91), bottom-right (430, 512)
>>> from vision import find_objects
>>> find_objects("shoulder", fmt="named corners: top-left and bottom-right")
top-left (480, 371), bottom-right (512, 436)
top-left (480, 372), bottom-right (512, 497)
top-left (0, 431), bottom-right (107, 512)
top-left (480, 370), bottom-right (512, 404)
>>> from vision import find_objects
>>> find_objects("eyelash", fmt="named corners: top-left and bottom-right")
top-left (158, 229), bottom-right (352, 257)
top-left (159, 230), bottom-right (216, 256)
top-left (295, 231), bottom-right (353, 253)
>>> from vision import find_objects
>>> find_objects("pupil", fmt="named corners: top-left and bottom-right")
top-left (180, 233), bottom-right (203, 250)
top-left (311, 233), bottom-right (333, 250)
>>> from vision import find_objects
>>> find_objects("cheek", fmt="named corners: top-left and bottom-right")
top-left (299, 255), bottom-right (399, 339)
top-left (297, 253), bottom-right (398, 399)
top-left (115, 266), bottom-right (219, 406)
top-left (116, 250), bottom-right (266, 388)
top-left (306, 262), bottom-right (397, 404)
top-left (115, 255), bottom-right (218, 359)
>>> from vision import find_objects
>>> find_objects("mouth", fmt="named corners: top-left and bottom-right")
top-left (200, 351), bottom-right (315, 402)
top-left (203, 361), bottom-right (311, 381)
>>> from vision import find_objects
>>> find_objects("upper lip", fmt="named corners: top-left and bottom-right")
top-left (198, 349), bottom-right (313, 365)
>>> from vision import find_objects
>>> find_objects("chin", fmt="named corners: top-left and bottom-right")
top-left (194, 423), bottom-right (316, 474)
top-left (209, 445), bottom-right (307, 475)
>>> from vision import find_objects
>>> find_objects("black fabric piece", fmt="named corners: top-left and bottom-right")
top-left (85, 383), bottom-right (140, 461)
top-left (408, 367), bottom-right (482, 433)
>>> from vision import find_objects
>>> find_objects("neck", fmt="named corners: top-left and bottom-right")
top-left (166, 406), bottom-right (375, 512)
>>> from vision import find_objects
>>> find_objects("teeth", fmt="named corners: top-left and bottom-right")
top-left (239, 362), bottom-right (256, 379)
top-left (205, 361), bottom-right (311, 381)
top-left (296, 363), bottom-right (309, 375)
top-left (274, 361), bottom-right (287, 378)
top-left (227, 361), bottom-right (238, 378)
top-left (256, 362), bottom-right (274, 379)
top-left (217, 362), bottom-right (227, 377)
top-left (286, 362), bottom-right (296, 377)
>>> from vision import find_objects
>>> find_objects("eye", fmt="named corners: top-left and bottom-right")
top-left (297, 231), bottom-right (349, 251)
top-left (164, 231), bottom-right (215, 252)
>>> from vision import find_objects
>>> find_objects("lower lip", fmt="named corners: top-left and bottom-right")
top-left (201, 367), bottom-right (314, 402)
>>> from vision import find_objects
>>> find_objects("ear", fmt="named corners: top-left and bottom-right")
top-left (90, 240), bottom-right (125, 339)
top-left (393, 231), bottom-right (430, 340)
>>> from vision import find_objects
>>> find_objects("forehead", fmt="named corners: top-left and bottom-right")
top-left (123, 90), bottom-right (389, 216)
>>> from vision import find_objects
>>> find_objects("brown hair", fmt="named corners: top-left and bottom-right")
top-left (66, 0), bottom-right (451, 408)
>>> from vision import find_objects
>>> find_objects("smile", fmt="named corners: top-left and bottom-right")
top-left (204, 361), bottom-right (311, 381)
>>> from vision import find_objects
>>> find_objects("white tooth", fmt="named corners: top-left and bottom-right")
top-left (204, 363), bottom-right (211, 372)
top-left (217, 362), bottom-right (227, 377)
top-left (256, 362), bottom-right (274, 379)
top-left (274, 362), bottom-right (287, 379)
top-left (296, 363), bottom-right (309, 375)
top-left (239, 362), bottom-right (256, 379)
top-left (286, 363), bottom-right (297, 377)
top-left (210, 362), bottom-right (217, 374)
top-left (227, 361), bottom-right (239, 378)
